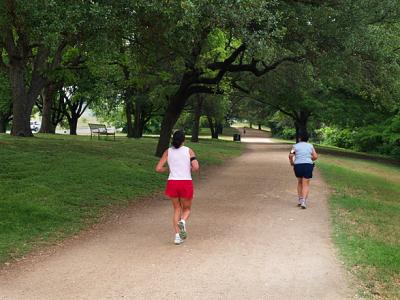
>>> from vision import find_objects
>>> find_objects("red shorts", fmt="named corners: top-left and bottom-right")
top-left (165, 180), bottom-right (194, 199)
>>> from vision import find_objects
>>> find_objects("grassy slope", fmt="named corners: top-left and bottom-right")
top-left (318, 154), bottom-right (400, 299)
top-left (0, 134), bottom-right (243, 263)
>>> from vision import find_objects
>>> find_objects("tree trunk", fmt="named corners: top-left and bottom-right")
top-left (294, 123), bottom-right (300, 143)
top-left (207, 115), bottom-right (218, 139)
top-left (9, 64), bottom-right (34, 137)
top-left (69, 116), bottom-right (78, 135)
top-left (7, 40), bottom-right (49, 137)
top-left (133, 98), bottom-right (142, 139)
top-left (156, 109), bottom-right (181, 156)
top-left (138, 119), bottom-right (145, 138)
top-left (125, 98), bottom-right (134, 138)
top-left (39, 84), bottom-right (57, 133)
top-left (155, 91), bottom-right (188, 157)
top-left (294, 111), bottom-right (310, 142)
top-left (0, 104), bottom-right (12, 133)
top-left (258, 124), bottom-right (262, 130)
top-left (191, 96), bottom-right (203, 143)
top-left (50, 93), bottom-right (65, 132)
top-left (0, 116), bottom-right (8, 133)
top-left (11, 94), bottom-right (35, 136)
top-left (45, 122), bottom-right (56, 134)
top-left (216, 121), bottom-right (223, 135)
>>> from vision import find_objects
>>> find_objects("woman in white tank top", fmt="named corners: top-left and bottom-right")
top-left (156, 130), bottom-right (199, 245)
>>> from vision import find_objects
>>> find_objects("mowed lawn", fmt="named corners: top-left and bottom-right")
top-left (0, 134), bottom-right (243, 263)
top-left (318, 155), bottom-right (400, 299)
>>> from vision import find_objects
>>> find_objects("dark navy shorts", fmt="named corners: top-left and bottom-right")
top-left (294, 163), bottom-right (314, 179)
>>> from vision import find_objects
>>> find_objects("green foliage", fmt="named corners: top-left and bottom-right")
top-left (268, 112), bottom-right (297, 139)
top-left (353, 117), bottom-right (400, 159)
top-left (316, 114), bottom-right (400, 159)
top-left (0, 70), bottom-right (11, 114)
top-left (175, 112), bottom-right (194, 134)
top-left (316, 127), bottom-right (355, 149)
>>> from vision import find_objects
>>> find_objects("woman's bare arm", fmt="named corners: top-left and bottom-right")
top-left (311, 148), bottom-right (318, 161)
top-left (189, 148), bottom-right (199, 172)
top-left (289, 148), bottom-right (295, 166)
top-left (155, 150), bottom-right (168, 173)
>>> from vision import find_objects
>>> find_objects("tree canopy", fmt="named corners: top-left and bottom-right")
top-left (0, 0), bottom-right (399, 157)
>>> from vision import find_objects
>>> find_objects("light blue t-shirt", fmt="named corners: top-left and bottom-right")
top-left (292, 142), bottom-right (314, 164)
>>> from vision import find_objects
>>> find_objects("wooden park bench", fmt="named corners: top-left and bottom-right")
top-left (88, 123), bottom-right (116, 140)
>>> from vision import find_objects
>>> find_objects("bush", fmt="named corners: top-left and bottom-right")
top-left (316, 127), bottom-right (355, 149)
top-left (280, 127), bottom-right (296, 139)
top-left (317, 114), bottom-right (400, 159)
top-left (352, 126), bottom-right (384, 153)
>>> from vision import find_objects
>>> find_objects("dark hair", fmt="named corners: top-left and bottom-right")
top-left (299, 131), bottom-right (309, 142)
top-left (171, 130), bottom-right (185, 148)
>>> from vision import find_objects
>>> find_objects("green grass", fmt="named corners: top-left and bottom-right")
top-left (318, 154), bottom-right (400, 299)
top-left (0, 134), bottom-right (243, 263)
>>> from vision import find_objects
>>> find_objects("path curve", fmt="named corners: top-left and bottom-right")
top-left (0, 129), bottom-right (356, 299)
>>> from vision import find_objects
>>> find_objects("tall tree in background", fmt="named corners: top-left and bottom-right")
top-left (0, 0), bottom-right (106, 136)
top-left (190, 94), bottom-right (205, 142)
top-left (151, 0), bottom-right (306, 156)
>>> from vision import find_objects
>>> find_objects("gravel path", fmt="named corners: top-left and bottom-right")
top-left (0, 129), bottom-right (356, 299)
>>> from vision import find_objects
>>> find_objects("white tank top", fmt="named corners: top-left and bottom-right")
top-left (168, 146), bottom-right (192, 180)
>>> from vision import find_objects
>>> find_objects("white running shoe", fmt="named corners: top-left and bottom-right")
top-left (297, 198), bottom-right (302, 207)
top-left (300, 199), bottom-right (307, 209)
top-left (178, 219), bottom-right (187, 240)
top-left (174, 233), bottom-right (183, 245)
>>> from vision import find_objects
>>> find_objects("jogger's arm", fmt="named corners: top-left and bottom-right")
top-left (289, 148), bottom-right (295, 166)
top-left (189, 148), bottom-right (199, 172)
top-left (155, 150), bottom-right (169, 173)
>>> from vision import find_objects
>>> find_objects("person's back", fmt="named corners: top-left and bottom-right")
top-left (167, 146), bottom-right (192, 180)
top-left (293, 142), bottom-right (314, 165)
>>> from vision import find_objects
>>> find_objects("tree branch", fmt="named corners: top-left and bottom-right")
top-left (231, 81), bottom-right (298, 119)
top-left (50, 39), bottom-right (68, 70)
top-left (211, 55), bottom-right (304, 77)
top-left (196, 44), bottom-right (247, 85)
top-left (187, 85), bottom-right (223, 97)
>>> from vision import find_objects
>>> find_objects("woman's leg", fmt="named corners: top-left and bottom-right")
top-left (301, 179), bottom-right (310, 200)
top-left (297, 178), bottom-right (303, 199)
top-left (170, 197), bottom-right (181, 233)
top-left (180, 198), bottom-right (193, 221)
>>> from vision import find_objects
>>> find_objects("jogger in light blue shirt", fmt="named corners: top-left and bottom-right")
top-left (289, 133), bottom-right (318, 209)
top-left (293, 142), bottom-right (315, 164)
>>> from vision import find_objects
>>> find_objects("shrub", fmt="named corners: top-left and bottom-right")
top-left (352, 126), bottom-right (383, 152)
top-left (317, 114), bottom-right (400, 159)
top-left (280, 127), bottom-right (296, 139)
top-left (317, 127), bottom-right (355, 149)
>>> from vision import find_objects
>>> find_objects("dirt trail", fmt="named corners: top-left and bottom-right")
top-left (0, 129), bottom-right (356, 299)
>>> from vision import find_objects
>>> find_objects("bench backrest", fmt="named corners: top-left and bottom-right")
top-left (88, 123), bottom-right (107, 132)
